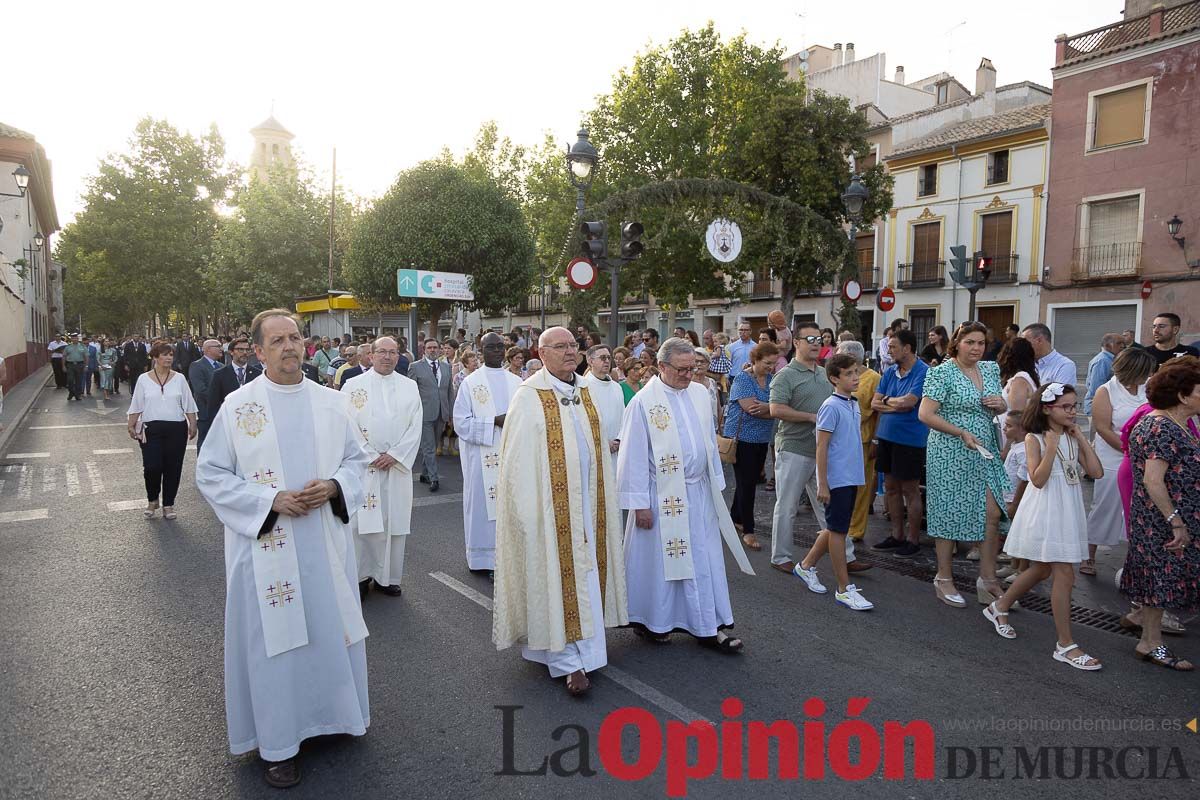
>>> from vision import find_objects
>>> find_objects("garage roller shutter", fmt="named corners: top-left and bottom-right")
top-left (1052, 304), bottom-right (1137, 385)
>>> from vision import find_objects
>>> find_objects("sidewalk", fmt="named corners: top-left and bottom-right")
top-left (0, 366), bottom-right (52, 457)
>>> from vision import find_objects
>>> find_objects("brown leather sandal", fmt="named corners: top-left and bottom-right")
top-left (263, 758), bottom-right (301, 788)
top-left (565, 670), bottom-right (591, 695)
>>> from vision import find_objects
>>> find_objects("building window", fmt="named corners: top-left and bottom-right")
top-left (856, 233), bottom-right (876, 288)
top-left (1076, 195), bottom-right (1141, 278)
top-left (1090, 83), bottom-right (1148, 150)
top-left (917, 164), bottom-right (937, 197)
top-left (272, 143), bottom-right (280, 156)
top-left (857, 150), bottom-right (877, 173)
top-left (936, 83), bottom-right (948, 104)
top-left (909, 309), bottom-right (936, 344)
top-left (980, 211), bottom-right (1015, 280)
top-left (912, 222), bottom-right (940, 265)
top-left (986, 150), bottom-right (1009, 185)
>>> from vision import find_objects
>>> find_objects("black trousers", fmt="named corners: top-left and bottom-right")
top-left (729, 440), bottom-right (770, 534)
top-left (140, 421), bottom-right (188, 505)
top-left (51, 358), bottom-right (66, 388)
top-left (65, 362), bottom-right (83, 399)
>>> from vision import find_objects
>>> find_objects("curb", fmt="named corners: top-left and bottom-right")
top-left (0, 367), bottom-right (52, 457)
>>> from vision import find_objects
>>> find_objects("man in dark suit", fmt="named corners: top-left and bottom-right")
top-left (208, 336), bottom-right (262, 422)
top-left (174, 333), bottom-right (203, 379)
top-left (123, 335), bottom-right (149, 387)
top-left (189, 339), bottom-right (224, 449)
top-left (407, 338), bottom-right (453, 491)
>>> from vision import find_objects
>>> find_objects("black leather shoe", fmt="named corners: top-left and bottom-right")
top-left (376, 583), bottom-right (403, 596)
top-left (419, 475), bottom-right (429, 484)
top-left (263, 758), bottom-right (300, 789)
top-left (430, 480), bottom-right (439, 492)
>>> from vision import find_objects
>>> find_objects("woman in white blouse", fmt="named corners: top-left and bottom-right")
top-left (127, 342), bottom-right (197, 519)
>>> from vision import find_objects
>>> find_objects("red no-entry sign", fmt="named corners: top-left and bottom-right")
top-left (566, 258), bottom-right (597, 290)
top-left (1141, 280), bottom-right (1152, 299)
top-left (877, 287), bottom-right (896, 312)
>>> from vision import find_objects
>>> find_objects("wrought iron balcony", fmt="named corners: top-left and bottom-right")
top-left (858, 265), bottom-right (879, 290)
top-left (744, 276), bottom-right (777, 298)
top-left (897, 260), bottom-right (946, 289)
top-left (1071, 242), bottom-right (1142, 280)
top-left (986, 254), bottom-right (1020, 284)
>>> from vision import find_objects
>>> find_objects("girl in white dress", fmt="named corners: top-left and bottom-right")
top-left (1083, 348), bottom-right (1156, 574)
top-left (982, 382), bottom-right (1105, 671)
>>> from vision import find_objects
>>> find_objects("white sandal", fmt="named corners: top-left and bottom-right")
top-left (982, 602), bottom-right (1016, 639)
top-left (162, 506), bottom-right (177, 520)
top-left (1052, 642), bottom-right (1101, 671)
top-left (143, 503), bottom-right (159, 519)
top-left (934, 577), bottom-right (966, 608)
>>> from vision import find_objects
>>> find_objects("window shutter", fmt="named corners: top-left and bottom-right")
top-left (913, 222), bottom-right (940, 264)
top-left (1087, 197), bottom-right (1139, 246)
top-left (1093, 85), bottom-right (1147, 149)
top-left (980, 212), bottom-right (1013, 258)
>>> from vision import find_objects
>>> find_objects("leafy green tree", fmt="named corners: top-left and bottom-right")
top-left (343, 161), bottom-right (535, 328)
top-left (207, 161), bottom-right (355, 327)
top-left (736, 90), bottom-right (894, 315)
top-left (57, 117), bottom-right (232, 333)
top-left (581, 24), bottom-right (805, 308)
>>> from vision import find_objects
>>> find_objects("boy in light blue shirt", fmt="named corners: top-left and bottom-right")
top-left (793, 353), bottom-right (873, 611)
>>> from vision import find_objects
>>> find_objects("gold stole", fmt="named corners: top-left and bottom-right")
top-left (534, 387), bottom-right (608, 643)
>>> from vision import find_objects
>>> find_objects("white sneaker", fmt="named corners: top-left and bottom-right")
top-left (836, 584), bottom-right (874, 611)
top-left (965, 546), bottom-right (981, 561)
top-left (792, 565), bottom-right (827, 594)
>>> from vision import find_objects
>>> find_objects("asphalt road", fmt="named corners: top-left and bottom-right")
top-left (1, 382), bottom-right (1197, 799)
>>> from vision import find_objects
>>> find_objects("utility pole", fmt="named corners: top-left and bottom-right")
top-left (326, 148), bottom-right (336, 291)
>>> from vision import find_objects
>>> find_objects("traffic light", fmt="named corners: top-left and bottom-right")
top-left (948, 244), bottom-right (969, 287)
top-left (580, 221), bottom-right (606, 262)
top-left (620, 221), bottom-right (644, 259)
top-left (974, 251), bottom-right (993, 283)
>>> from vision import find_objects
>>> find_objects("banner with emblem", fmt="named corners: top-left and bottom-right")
top-left (232, 379), bottom-right (368, 657)
top-left (465, 371), bottom-right (503, 520)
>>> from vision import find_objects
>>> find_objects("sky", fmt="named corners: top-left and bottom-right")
top-left (9, 0), bottom-right (1121, 228)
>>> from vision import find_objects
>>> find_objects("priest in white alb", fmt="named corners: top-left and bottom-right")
top-left (583, 343), bottom-right (625, 473)
top-left (196, 309), bottom-right (371, 790)
top-left (492, 327), bottom-right (628, 696)
top-left (453, 332), bottom-right (522, 578)
top-left (341, 336), bottom-right (422, 598)
top-left (617, 336), bottom-right (755, 653)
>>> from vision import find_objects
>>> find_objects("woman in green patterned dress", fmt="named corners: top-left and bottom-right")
top-left (918, 322), bottom-right (1011, 607)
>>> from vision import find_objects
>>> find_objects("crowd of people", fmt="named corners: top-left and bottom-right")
top-left (48, 309), bottom-right (1199, 788)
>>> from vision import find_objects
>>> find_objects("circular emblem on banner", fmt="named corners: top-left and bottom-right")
top-left (877, 287), bottom-right (896, 312)
top-left (566, 257), bottom-right (597, 290)
top-left (706, 218), bottom-right (742, 263)
top-left (842, 279), bottom-right (863, 304)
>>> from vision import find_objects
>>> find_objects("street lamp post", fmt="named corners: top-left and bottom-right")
top-left (841, 173), bottom-right (869, 242)
top-left (565, 127), bottom-right (604, 338)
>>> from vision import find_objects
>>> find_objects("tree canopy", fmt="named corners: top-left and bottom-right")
top-left (343, 160), bottom-right (535, 323)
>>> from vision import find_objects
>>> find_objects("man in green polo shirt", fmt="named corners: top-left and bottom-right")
top-left (768, 320), bottom-right (866, 576)
top-left (63, 334), bottom-right (89, 401)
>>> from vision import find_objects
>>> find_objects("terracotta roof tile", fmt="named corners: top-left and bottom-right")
top-left (886, 103), bottom-right (1051, 160)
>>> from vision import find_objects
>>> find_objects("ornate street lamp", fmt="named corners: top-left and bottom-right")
top-left (33, 231), bottom-right (45, 249)
top-left (842, 173), bottom-right (869, 229)
top-left (2, 165), bottom-right (31, 199)
top-left (559, 127), bottom-right (602, 334)
top-left (1168, 215), bottom-right (1184, 248)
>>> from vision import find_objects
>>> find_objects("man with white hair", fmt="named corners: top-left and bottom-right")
top-left (190, 338), bottom-right (226, 449)
top-left (337, 343), bottom-right (373, 388)
top-left (617, 337), bottom-right (754, 651)
top-left (493, 327), bottom-right (628, 696)
top-left (585, 344), bottom-right (624, 471)
top-left (454, 333), bottom-right (522, 577)
top-left (342, 337), bottom-right (422, 598)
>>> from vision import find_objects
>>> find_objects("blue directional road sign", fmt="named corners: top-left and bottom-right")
top-left (396, 268), bottom-right (474, 301)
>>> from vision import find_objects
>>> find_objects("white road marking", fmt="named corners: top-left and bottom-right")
top-left (41, 466), bottom-right (58, 494)
top-left (4, 452), bottom-right (50, 459)
top-left (28, 423), bottom-right (126, 430)
top-left (412, 493), bottom-right (463, 508)
top-left (0, 509), bottom-right (49, 523)
top-left (17, 467), bottom-right (32, 500)
top-left (93, 448), bottom-right (133, 455)
top-left (0, 480), bottom-right (4, 494)
top-left (65, 463), bottom-right (81, 497)
top-left (108, 500), bottom-right (149, 511)
top-left (86, 462), bottom-right (104, 494)
top-left (428, 571), bottom-right (711, 724)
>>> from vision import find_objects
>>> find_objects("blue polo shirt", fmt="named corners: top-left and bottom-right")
top-left (728, 338), bottom-right (755, 375)
top-left (876, 359), bottom-right (930, 448)
top-left (816, 393), bottom-right (864, 489)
